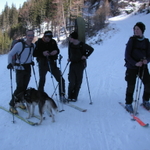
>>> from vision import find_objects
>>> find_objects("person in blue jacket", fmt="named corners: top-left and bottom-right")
top-left (124, 22), bottom-right (150, 113)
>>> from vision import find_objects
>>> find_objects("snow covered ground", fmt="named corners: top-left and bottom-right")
top-left (0, 13), bottom-right (150, 150)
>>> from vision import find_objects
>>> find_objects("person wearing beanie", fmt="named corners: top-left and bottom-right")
top-left (133, 22), bottom-right (145, 34)
top-left (33, 31), bottom-right (67, 103)
top-left (67, 31), bottom-right (94, 102)
top-left (124, 22), bottom-right (150, 113)
top-left (70, 31), bottom-right (78, 39)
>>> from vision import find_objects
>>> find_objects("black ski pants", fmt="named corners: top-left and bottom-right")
top-left (68, 62), bottom-right (85, 100)
top-left (9, 65), bottom-right (31, 107)
top-left (125, 66), bottom-right (150, 104)
top-left (38, 60), bottom-right (65, 97)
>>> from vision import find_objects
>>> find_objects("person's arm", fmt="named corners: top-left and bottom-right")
top-left (83, 43), bottom-right (94, 58)
top-left (33, 39), bottom-right (44, 57)
top-left (146, 40), bottom-right (150, 63)
top-left (125, 37), bottom-right (137, 66)
top-left (50, 39), bottom-right (60, 55)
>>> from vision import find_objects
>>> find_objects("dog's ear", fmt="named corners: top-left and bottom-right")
top-left (16, 92), bottom-right (24, 99)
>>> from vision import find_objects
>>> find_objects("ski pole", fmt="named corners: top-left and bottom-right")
top-left (47, 57), bottom-right (58, 93)
top-left (10, 69), bottom-right (15, 123)
top-left (46, 56), bottom-right (64, 112)
top-left (84, 68), bottom-right (93, 104)
top-left (46, 56), bottom-right (57, 94)
top-left (51, 61), bottom-right (69, 98)
top-left (134, 65), bottom-right (145, 115)
top-left (32, 65), bottom-right (38, 89)
top-left (58, 54), bottom-right (65, 112)
top-left (58, 54), bottom-right (63, 99)
top-left (133, 67), bottom-right (140, 115)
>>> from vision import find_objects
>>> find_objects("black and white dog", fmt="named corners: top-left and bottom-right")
top-left (16, 88), bottom-right (58, 125)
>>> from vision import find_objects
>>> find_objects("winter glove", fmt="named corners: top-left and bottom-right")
top-left (7, 63), bottom-right (13, 69)
top-left (31, 61), bottom-right (35, 66)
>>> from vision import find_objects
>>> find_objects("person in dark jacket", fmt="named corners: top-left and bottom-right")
top-left (68, 31), bottom-right (94, 102)
top-left (124, 22), bottom-right (150, 113)
top-left (33, 31), bottom-right (67, 102)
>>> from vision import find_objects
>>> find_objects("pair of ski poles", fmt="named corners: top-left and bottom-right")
top-left (46, 55), bottom-right (66, 112)
top-left (133, 65), bottom-right (145, 115)
top-left (48, 55), bottom-right (93, 105)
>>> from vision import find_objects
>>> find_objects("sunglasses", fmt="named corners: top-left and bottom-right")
top-left (44, 35), bottom-right (52, 38)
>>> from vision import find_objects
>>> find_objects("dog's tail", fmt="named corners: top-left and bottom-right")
top-left (46, 97), bottom-right (58, 113)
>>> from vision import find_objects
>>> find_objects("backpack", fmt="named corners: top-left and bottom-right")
top-left (10, 39), bottom-right (26, 65)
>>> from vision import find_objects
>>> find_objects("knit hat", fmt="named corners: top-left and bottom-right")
top-left (134, 22), bottom-right (146, 34)
top-left (44, 31), bottom-right (53, 37)
top-left (70, 31), bottom-right (78, 39)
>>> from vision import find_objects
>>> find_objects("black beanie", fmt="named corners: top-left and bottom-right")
top-left (134, 22), bottom-right (146, 34)
top-left (44, 31), bottom-right (53, 37)
top-left (70, 31), bottom-right (78, 39)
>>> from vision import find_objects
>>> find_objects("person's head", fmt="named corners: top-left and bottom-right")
top-left (133, 22), bottom-right (145, 37)
top-left (26, 30), bottom-right (34, 42)
top-left (43, 31), bottom-right (53, 42)
top-left (69, 31), bottom-right (78, 43)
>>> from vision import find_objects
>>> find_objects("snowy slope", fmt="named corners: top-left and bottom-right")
top-left (0, 13), bottom-right (150, 150)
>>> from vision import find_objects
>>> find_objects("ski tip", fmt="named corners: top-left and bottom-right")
top-left (82, 109), bottom-right (87, 112)
top-left (144, 123), bottom-right (149, 127)
top-left (59, 109), bottom-right (65, 112)
top-left (32, 122), bottom-right (39, 126)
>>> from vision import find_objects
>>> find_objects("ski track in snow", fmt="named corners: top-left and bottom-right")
top-left (1, 13), bottom-right (150, 150)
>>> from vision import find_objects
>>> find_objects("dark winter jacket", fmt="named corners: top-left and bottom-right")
top-left (33, 38), bottom-right (60, 61)
top-left (68, 42), bottom-right (94, 63)
top-left (125, 36), bottom-right (150, 69)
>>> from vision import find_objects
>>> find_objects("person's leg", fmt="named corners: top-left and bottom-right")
top-left (68, 64), bottom-right (76, 99)
top-left (125, 68), bottom-right (138, 113)
top-left (38, 64), bottom-right (47, 92)
top-left (50, 63), bottom-right (66, 97)
top-left (72, 65), bottom-right (84, 100)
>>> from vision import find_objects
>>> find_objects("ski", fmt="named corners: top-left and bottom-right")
top-left (0, 106), bottom-right (37, 126)
top-left (140, 103), bottom-right (150, 112)
top-left (118, 102), bottom-right (149, 127)
top-left (64, 103), bottom-right (87, 112)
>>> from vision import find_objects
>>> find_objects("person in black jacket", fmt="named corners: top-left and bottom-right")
top-left (68, 31), bottom-right (94, 102)
top-left (124, 22), bottom-right (150, 113)
top-left (33, 31), bottom-right (66, 102)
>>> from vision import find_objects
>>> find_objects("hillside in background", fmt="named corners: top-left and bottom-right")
top-left (0, 0), bottom-right (149, 54)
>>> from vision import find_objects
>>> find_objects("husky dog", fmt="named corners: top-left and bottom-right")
top-left (16, 88), bottom-right (58, 125)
